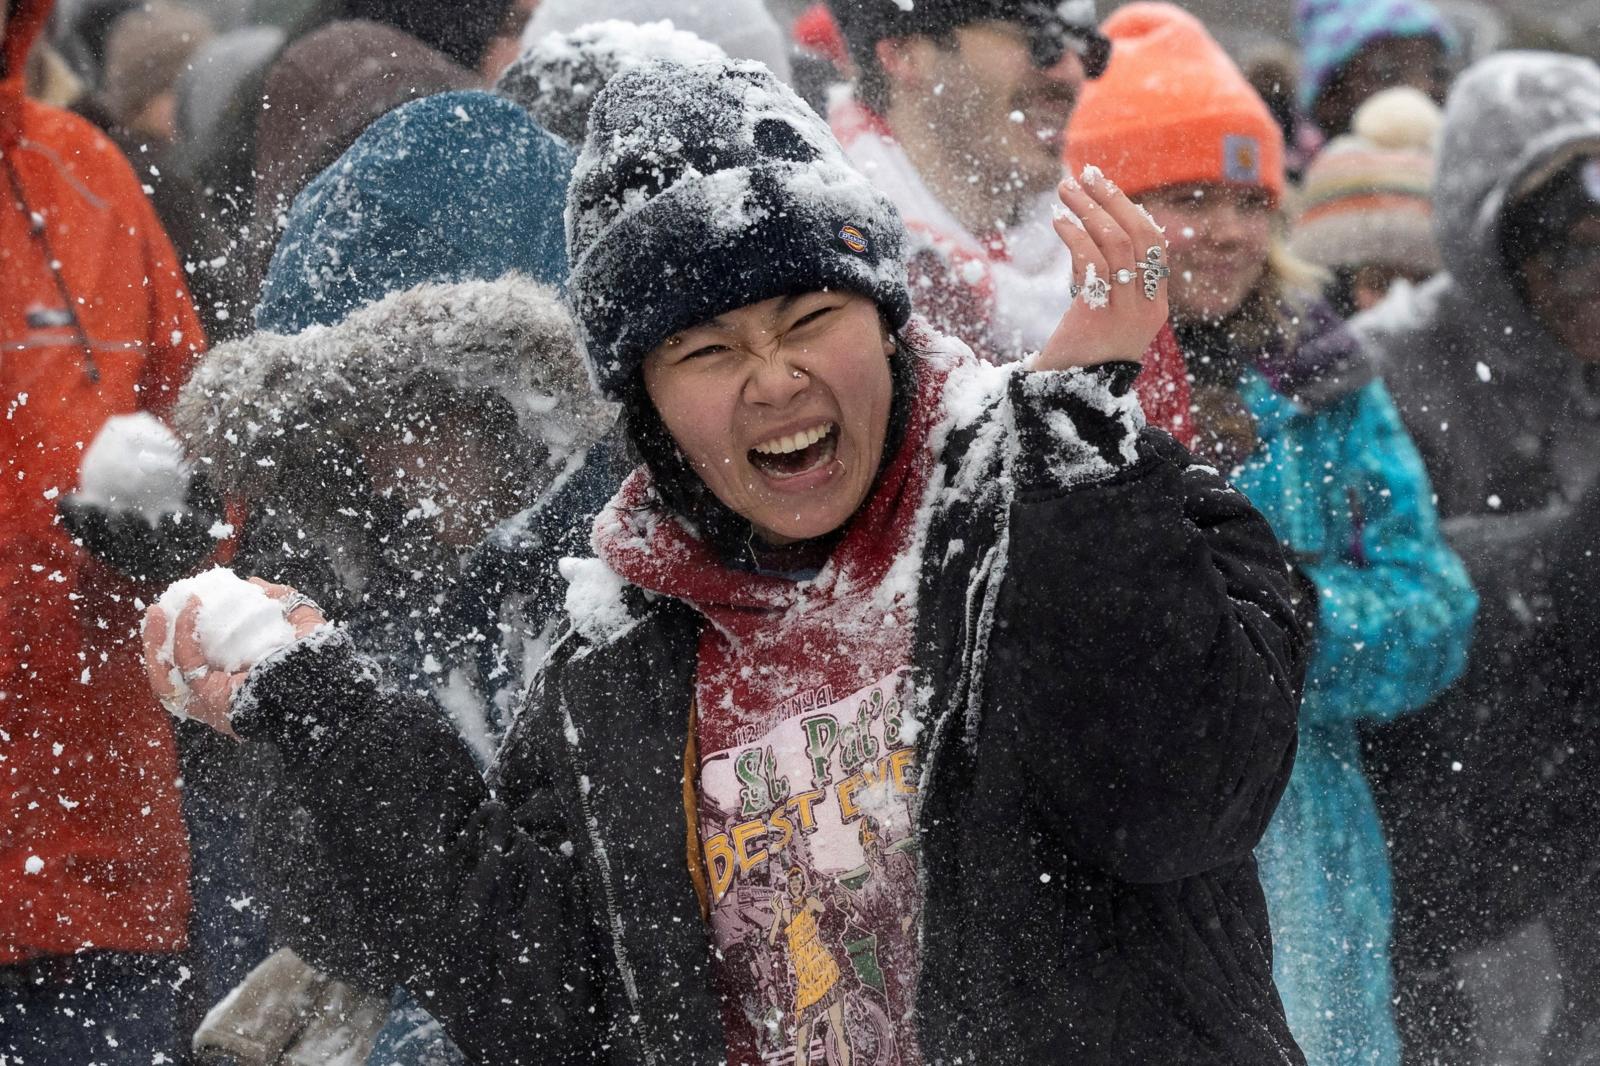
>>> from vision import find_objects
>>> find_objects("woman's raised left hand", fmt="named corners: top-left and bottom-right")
top-left (1033, 167), bottom-right (1170, 372)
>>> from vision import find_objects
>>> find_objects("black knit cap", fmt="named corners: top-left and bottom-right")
top-left (566, 59), bottom-right (913, 402)
top-left (826, 0), bottom-right (1111, 79)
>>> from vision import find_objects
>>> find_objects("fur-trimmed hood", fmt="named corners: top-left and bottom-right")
top-left (176, 274), bottom-right (616, 544)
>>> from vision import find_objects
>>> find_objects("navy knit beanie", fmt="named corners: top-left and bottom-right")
top-left (565, 59), bottom-right (912, 401)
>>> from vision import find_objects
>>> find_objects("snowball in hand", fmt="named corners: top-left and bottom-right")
top-left (78, 412), bottom-right (192, 522)
top-left (155, 568), bottom-right (297, 674)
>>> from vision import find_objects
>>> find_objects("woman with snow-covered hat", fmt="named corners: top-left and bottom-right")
top-left (143, 58), bottom-right (1309, 1065)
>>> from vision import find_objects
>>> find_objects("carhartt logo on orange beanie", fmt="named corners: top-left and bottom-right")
top-left (1065, 2), bottom-right (1285, 203)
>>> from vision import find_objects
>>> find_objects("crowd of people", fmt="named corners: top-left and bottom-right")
top-left (2, 0), bottom-right (1599, 1063)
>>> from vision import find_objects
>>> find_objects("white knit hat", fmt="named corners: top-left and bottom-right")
top-left (520, 0), bottom-right (793, 84)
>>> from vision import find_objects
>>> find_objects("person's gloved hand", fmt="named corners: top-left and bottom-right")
top-left (59, 472), bottom-right (225, 584)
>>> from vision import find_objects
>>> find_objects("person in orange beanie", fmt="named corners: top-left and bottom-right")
top-left (1067, 7), bottom-right (1477, 1066)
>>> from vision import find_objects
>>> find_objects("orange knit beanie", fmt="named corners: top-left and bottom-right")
top-left (1065, 3), bottom-right (1285, 204)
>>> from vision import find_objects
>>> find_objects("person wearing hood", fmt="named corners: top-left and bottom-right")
top-left (246, 18), bottom-right (477, 303)
top-left (0, 0), bottom-right (205, 1059)
top-left (177, 87), bottom-right (622, 1066)
top-left (822, 0), bottom-right (1195, 445)
top-left (1351, 51), bottom-right (1600, 1066)
top-left (144, 56), bottom-right (1309, 1066)
top-left (1066, 7), bottom-right (1475, 1065)
top-left (255, 89), bottom-right (571, 332)
top-left (180, 276), bottom-right (615, 1066)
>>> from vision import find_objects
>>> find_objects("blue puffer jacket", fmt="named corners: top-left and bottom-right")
top-left (256, 89), bottom-right (573, 331)
top-left (1185, 299), bottom-right (1477, 1066)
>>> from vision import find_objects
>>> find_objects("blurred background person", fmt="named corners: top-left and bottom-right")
top-left (1353, 50), bottom-right (1600, 1066)
top-left (1296, 0), bottom-right (1454, 141)
top-left (1067, 7), bottom-right (1476, 1064)
top-left (1289, 86), bottom-right (1444, 318)
top-left (823, 0), bottom-right (1194, 442)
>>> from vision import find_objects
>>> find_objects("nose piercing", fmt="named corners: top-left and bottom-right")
top-left (790, 368), bottom-right (806, 380)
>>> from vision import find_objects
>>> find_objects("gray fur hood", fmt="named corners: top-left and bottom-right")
top-left (175, 274), bottom-right (616, 520)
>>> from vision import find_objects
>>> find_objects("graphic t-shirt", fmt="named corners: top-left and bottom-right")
top-left (592, 345), bottom-right (951, 1066)
top-left (697, 664), bottom-right (923, 1066)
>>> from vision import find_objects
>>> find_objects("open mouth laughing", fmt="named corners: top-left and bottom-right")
top-left (748, 421), bottom-right (839, 480)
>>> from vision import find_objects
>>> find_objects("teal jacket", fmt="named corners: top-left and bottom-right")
top-left (1198, 305), bottom-right (1477, 1066)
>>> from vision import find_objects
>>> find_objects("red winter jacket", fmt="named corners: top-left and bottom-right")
top-left (1, 0), bottom-right (202, 964)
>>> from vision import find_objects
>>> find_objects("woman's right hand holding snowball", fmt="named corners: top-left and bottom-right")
top-left (142, 579), bottom-right (326, 739)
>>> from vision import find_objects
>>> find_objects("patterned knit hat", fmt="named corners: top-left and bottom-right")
top-left (1289, 87), bottom-right (1442, 275)
top-left (1065, 3), bottom-right (1285, 204)
top-left (565, 59), bottom-right (911, 401)
top-left (1296, 0), bottom-right (1453, 112)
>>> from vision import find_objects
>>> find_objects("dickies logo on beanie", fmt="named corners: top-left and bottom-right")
top-left (1224, 135), bottom-right (1262, 184)
top-left (565, 59), bottom-right (912, 402)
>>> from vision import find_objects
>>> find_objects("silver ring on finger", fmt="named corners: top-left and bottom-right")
top-left (1114, 268), bottom-right (1135, 285)
top-left (1139, 255), bottom-right (1171, 302)
top-left (181, 664), bottom-right (210, 683)
top-left (279, 592), bottom-right (318, 617)
top-left (1082, 273), bottom-right (1111, 308)
top-left (1067, 282), bottom-right (1082, 300)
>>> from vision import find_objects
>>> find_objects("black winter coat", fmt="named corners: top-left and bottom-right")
top-left (231, 358), bottom-right (1309, 1065)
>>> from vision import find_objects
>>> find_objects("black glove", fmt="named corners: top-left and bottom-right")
top-left (59, 473), bottom-right (225, 585)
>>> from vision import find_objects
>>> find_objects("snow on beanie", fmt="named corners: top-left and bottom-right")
top-left (1065, 3), bottom-right (1285, 204)
top-left (565, 59), bottom-right (911, 401)
top-left (1295, 0), bottom-right (1452, 112)
top-left (521, 0), bottom-right (793, 85)
top-left (497, 19), bottom-right (727, 145)
top-left (1289, 87), bottom-right (1442, 275)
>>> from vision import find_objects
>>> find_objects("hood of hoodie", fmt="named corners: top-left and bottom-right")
top-left (1, 0), bottom-right (50, 145)
top-left (1433, 52), bottom-right (1600, 366)
top-left (176, 274), bottom-right (616, 573)
top-left (252, 19), bottom-right (475, 231)
top-left (255, 89), bottom-right (573, 334)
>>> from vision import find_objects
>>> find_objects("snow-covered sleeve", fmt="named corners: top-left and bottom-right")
top-left (1006, 360), bottom-right (1145, 491)
top-left (1296, 381), bottom-right (1477, 725)
top-left (228, 628), bottom-right (606, 1063)
top-left (982, 386), bottom-right (1306, 883)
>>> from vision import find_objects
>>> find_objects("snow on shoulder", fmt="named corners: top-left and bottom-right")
top-left (560, 557), bottom-right (637, 646)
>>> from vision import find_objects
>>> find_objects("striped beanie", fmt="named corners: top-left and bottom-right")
top-left (1289, 87), bottom-right (1442, 276)
top-left (1296, 0), bottom-right (1453, 111)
